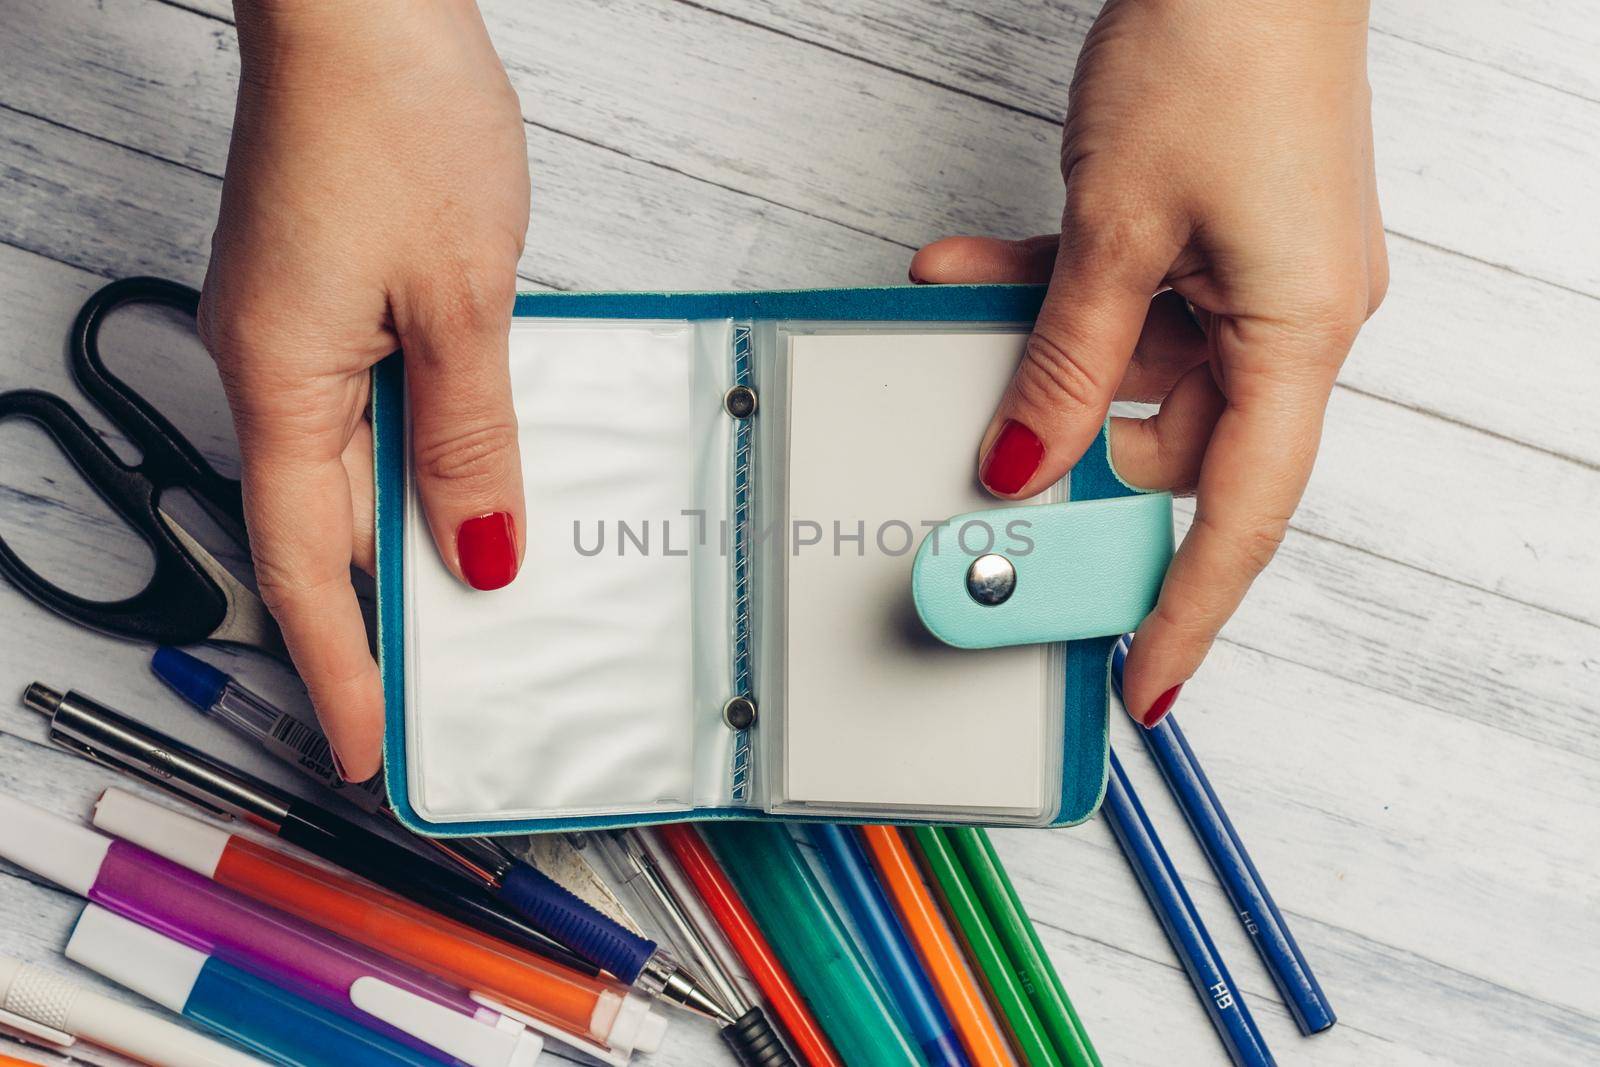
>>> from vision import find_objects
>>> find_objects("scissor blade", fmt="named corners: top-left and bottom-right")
top-left (158, 507), bottom-right (289, 663)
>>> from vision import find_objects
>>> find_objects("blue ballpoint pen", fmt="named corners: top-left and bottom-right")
top-left (150, 646), bottom-right (388, 812)
top-left (1113, 637), bottom-right (1336, 1036)
top-left (1102, 747), bottom-right (1275, 1067)
top-left (806, 823), bottom-right (971, 1067)
top-left (152, 646), bottom-right (729, 1023)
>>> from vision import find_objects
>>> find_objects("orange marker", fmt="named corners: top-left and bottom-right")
top-left (860, 826), bottom-right (1020, 1067)
top-left (91, 789), bottom-right (667, 1059)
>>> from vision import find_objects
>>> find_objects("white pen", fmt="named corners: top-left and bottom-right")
top-left (0, 792), bottom-right (543, 1067)
top-left (1, 953), bottom-right (266, 1067)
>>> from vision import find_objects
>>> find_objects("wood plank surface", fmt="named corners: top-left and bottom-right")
top-left (0, 1), bottom-right (1595, 1065)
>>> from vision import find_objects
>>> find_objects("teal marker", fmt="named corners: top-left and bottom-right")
top-left (703, 822), bottom-right (927, 1067)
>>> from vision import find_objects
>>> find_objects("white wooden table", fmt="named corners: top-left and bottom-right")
top-left (1, 2), bottom-right (1597, 1064)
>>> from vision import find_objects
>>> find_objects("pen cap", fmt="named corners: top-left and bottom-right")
top-left (350, 978), bottom-right (543, 1067)
top-left (11, 939), bottom-right (266, 1067)
top-left (66, 904), bottom-right (204, 1014)
top-left (0, 958), bottom-right (22, 1003)
top-left (0, 956), bottom-right (77, 1048)
top-left (151, 647), bottom-right (230, 712)
top-left (0, 792), bottom-right (110, 895)
top-left (94, 789), bottom-right (229, 878)
top-left (608, 992), bottom-right (669, 1055)
top-left (97, 791), bottom-right (630, 1053)
top-left (74, 898), bottom-right (528, 1067)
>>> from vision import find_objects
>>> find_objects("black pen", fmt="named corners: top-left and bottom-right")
top-left (147, 647), bottom-right (730, 1022)
top-left (21, 681), bottom-right (596, 977)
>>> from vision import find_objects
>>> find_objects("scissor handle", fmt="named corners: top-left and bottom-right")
top-left (70, 276), bottom-right (245, 537)
top-left (0, 389), bottom-right (230, 645)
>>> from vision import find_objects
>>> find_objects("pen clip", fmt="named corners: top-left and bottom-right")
top-left (0, 1006), bottom-right (75, 1049)
top-left (48, 731), bottom-right (235, 821)
top-left (471, 993), bottom-right (630, 1067)
top-left (350, 979), bottom-right (541, 1067)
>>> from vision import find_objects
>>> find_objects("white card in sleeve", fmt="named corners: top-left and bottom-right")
top-left (778, 330), bottom-right (1061, 813)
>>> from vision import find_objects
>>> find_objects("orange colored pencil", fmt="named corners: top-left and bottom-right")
top-left (860, 826), bottom-right (1021, 1067)
top-left (0, 1054), bottom-right (42, 1066)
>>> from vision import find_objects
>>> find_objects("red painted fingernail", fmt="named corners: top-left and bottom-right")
top-left (457, 511), bottom-right (518, 590)
top-left (1141, 684), bottom-right (1183, 728)
top-left (979, 419), bottom-right (1045, 495)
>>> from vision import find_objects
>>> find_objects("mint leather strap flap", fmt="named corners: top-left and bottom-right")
top-left (911, 493), bottom-right (1174, 649)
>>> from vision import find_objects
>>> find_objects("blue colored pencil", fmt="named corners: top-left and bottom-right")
top-left (1102, 748), bottom-right (1276, 1067)
top-left (1112, 638), bottom-right (1336, 1035)
top-left (805, 824), bottom-right (971, 1067)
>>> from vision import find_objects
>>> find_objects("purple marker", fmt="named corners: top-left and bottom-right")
top-left (0, 791), bottom-right (542, 1067)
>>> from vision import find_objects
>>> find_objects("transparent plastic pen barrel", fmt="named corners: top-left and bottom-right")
top-left (151, 647), bottom-right (386, 813)
top-left (215, 681), bottom-right (386, 812)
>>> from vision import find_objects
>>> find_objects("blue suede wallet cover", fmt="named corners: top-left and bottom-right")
top-left (372, 284), bottom-right (1162, 835)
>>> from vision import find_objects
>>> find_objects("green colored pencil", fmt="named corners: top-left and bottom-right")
top-left (909, 826), bottom-right (1061, 1067)
top-left (943, 826), bottom-right (1101, 1067)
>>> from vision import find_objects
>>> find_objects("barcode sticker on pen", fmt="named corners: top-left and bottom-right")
top-left (271, 713), bottom-right (336, 772)
top-left (267, 713), bottom-right (386, 810)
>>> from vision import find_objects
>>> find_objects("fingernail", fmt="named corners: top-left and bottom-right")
top-left (457, 511), bottom-right (518, 590)
top-left (330, 745), bottom-right (353, 784)
top-left (1141, 684), bottom-right (1182, 728)
top-left (979, 419), bottom-right (1045, 495)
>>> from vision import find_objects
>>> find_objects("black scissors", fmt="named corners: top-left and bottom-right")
top-left (0, 276), bottom-right (287, 660)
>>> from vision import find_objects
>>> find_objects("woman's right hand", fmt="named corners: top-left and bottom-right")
top-left (913, 0), bottom-right (1385, 728)
top-left (201, 0), bottom-right (531, 780)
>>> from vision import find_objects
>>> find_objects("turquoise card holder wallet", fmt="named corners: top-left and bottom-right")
top-left (372, 285), bottom-right (1172, 836)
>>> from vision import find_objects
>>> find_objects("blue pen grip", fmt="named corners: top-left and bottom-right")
top-left (499, 861), bottom-right (658, 982)
top-left (1104, 750), bottom-right (1275, 1067)
top-left (189, 956), bottom-right (443, 1067)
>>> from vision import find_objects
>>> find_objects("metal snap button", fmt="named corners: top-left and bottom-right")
top-left (966, 553), bottom-right (1016, 606)
top-left (724, 386), bottom-right (758, 419)
top-left (723, 695), bottom-right (757, 730)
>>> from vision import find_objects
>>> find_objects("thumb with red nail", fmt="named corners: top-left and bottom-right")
top-left (912, 0), bottom-right (1387, 728)
top-left (199, 1), bottom-right (529, 781)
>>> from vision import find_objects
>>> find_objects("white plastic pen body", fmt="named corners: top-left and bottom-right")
top-left (0, 954), bottom-right (266, 1067)
top-left (0, 791), bottom-right (542, 1067)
